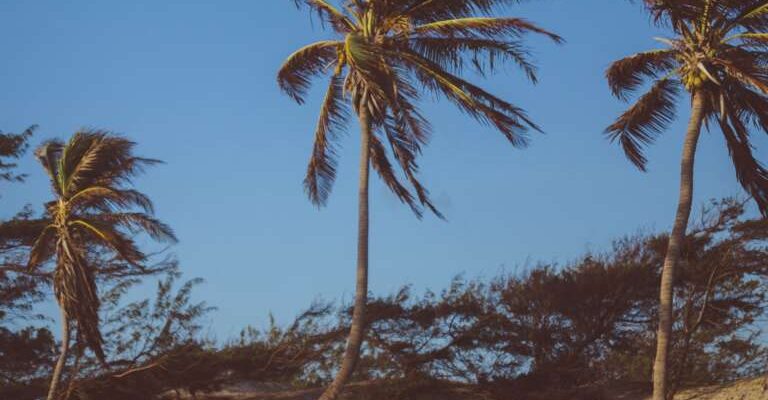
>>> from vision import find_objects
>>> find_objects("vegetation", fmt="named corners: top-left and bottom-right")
top-left (278, 1), bottom-right (560, 398)
top-left (1, 1), bottom-right (768, 400)
top-left (17, 131), bottom-right (178, 399)
top-left (3, 197), bottom-right (765, 400)
top-left (0, 125), bottom-right (35, 185)
top-left (605, 1), bottom-right (768, 398)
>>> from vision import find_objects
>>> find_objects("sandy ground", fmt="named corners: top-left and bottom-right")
top-left (171, 376), bottom-right (768, 400)
top-left (665, 376), bottom-right (767, 400)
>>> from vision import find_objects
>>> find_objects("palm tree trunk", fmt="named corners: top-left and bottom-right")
top-left (651, 90), bottom-right (705, 400)
top-left (47, 306), bottom-right (70, 400)
top-left (63, 339), bottom-right (83, 400)
top-left (318, 109), bottom-right (372, 400)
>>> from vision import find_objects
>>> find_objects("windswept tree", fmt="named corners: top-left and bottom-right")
top-left (605, 1), bottom-right (768, 398)
top-left (25, 131), bottom-right (177, 400)
top-left (0, 125), bottom-right (35, 185)
top-left (278, 1), bottom-right (560, 398)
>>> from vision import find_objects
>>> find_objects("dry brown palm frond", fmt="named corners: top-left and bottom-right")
top-left (606, 79), bottom-right (680, 171)
top-left (305, 73), bottom-right (349, 205)
top-left (719, 103), bottom-right (768, 212)
top-left (278, 41), bottom-right (343, 103)
top-left (607, 49), bottom-right (677, 101)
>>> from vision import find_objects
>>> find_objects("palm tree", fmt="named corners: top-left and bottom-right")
top-left (26, 130), bottom-right (177, 400)
top-left (278, 1), bottom-right (560, 398)
top-left (605, 2), bottom-right (768, 398)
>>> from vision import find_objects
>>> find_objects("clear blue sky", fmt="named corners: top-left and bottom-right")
top-left (1, 0), bottom-right (765, 338)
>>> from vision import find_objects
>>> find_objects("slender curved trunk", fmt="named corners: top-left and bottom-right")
top-left (63, 339), bottom-right (83, 400)
top-left (652, 91), bottom-right (705, 400)
top-left (318, 109), bottom-right (371, 400)
top-left (47, 307), bottom-right (70, 400)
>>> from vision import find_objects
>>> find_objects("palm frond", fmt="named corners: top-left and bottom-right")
top-left (382, 113), bottom-right (443, 219)
top-left (26, 224), bottom-right (56, 268)
top-left (410, 37), bottom-right (538, 81)
top-left (35, 139), bottom-right (65, 196)
top-left (724, 79), bottom-right (768, 132)
top-left (413, 17), bottom-right (562, 43)
top-left (727, 32), bottom-right (768, 48)
top-left (66, 131), bottom-right (160, 193)
top-left (606, 79), bottom-right (680, 171)
top-left (53, 241), bottom-right (105, 363)
top-left (642, 0), bottom-right (703, 29)
top-left (293, 0), bottom-right (355, 32)
top-left (69, 186), bottom-right (154, 214)
top-left (278, 41), bottom-right (343, 104)
top-left (61, 132), bottom-right (105, 196)
top-left (719, 106), bottom-right (768, 216)
top-left (376, 66), bottom-right (444, 218)
top-left (69, 219), bottom-right (146, 266)
top-left (732, 1), bottom-right (768, 25)
top-left (399, 49), bottom-right (536, 146)
top-left (716, 57), bottom-right (768, 94)
top-left (401, 0), bottom-right (530, 23)
top-left (369, 134), bottom-right (423, 217)
top-left (305, 72), bottom-right (349, 206)
top-left (91, 213), bottom-right (177, 243)
top-left (606, 50), bottom-right (677, 101)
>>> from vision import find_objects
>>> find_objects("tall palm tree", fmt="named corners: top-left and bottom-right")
top-left (278, 1), bottom-right (560, 398)
top-left (605, 2), bottom-right (768, 398)
top-left (26, 130), bottom-right (177, 400)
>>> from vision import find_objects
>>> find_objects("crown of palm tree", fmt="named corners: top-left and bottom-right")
top-left (606, 0), bottom-right (768, 215)
top-left (279, 0), bottom-right (562, 217)
top-left (27, 130), bottom-right (177, 362)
